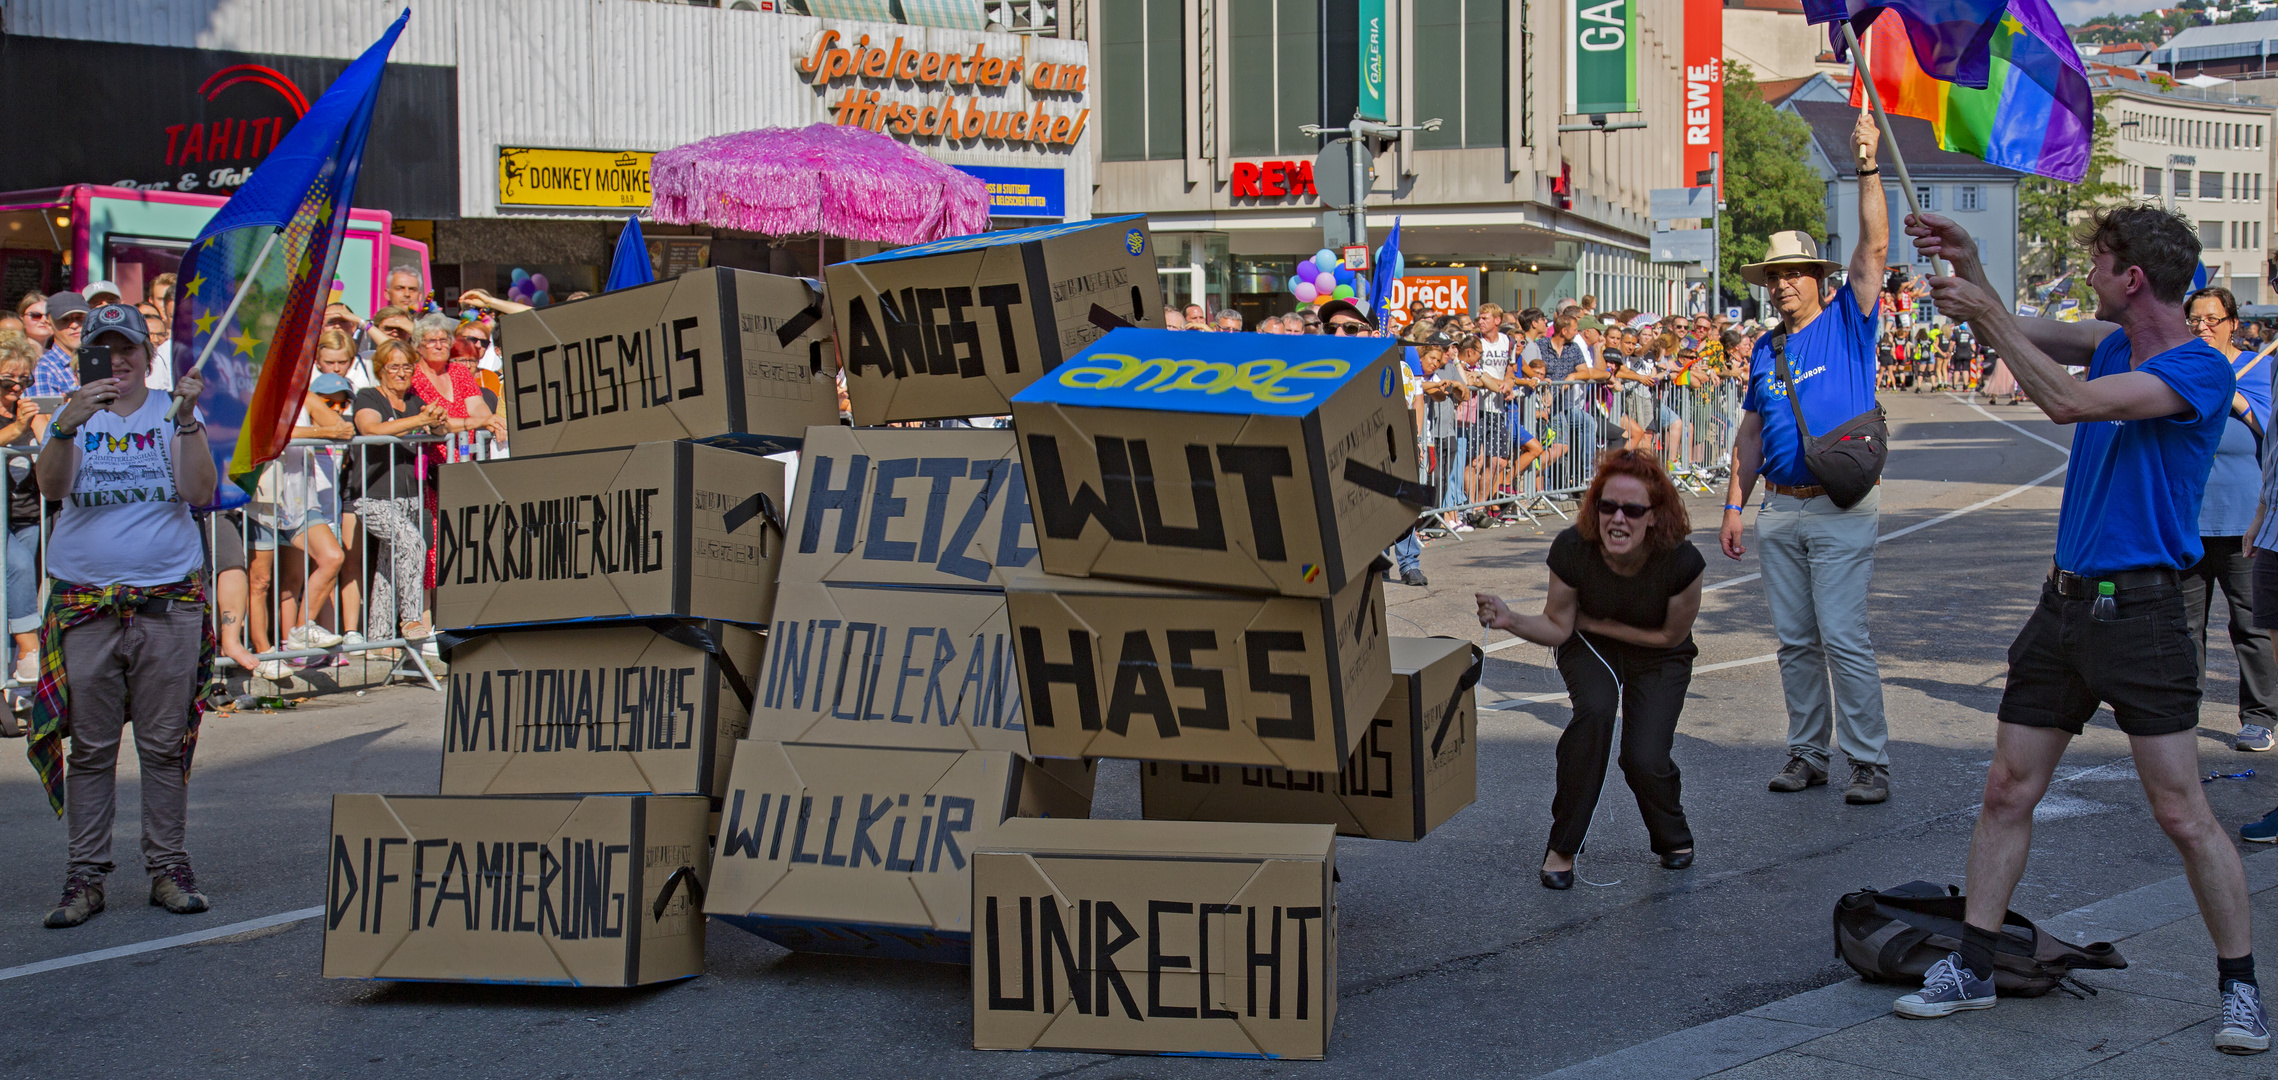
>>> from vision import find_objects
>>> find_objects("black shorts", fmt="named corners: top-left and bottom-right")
top-left (1473, 413), bottom-right (1510, 458)
top-left (1998, 579), bottom-right (2200, 737)
top-left (2255, 550), bottom-right (2278, 630)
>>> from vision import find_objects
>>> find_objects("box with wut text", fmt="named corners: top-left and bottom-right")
top-left (497, 267), bottom-right (840, 457)
top-left (826, 215), bottom-right (1163, 424)
top-left (1140, 637), bottom-right (1483, 841)
top-left (439, 621), bottom-right (766, 798)
top-left (704, 742), bottom-right (1091, 963)
top-left (971, 819), bottom-right (1337, 1058)
top-left (433, 441), bottom-right (786, 631)
top-left (1009, 327), bottom-right (1429, 598)
top-left (322, 794), bottom-right (710, 986)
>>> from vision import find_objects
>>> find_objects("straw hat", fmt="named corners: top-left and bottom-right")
top-left (1740, 230), bottom-right (1841, 288)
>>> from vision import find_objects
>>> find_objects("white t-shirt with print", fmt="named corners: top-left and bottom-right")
top-left (46, 392), bottom-right (205, 586)
top-left (1475, 332), bottom-right (1513, 415)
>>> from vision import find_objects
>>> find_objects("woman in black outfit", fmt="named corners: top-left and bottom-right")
top-left (1476, 447), bottom-right (1706, 889)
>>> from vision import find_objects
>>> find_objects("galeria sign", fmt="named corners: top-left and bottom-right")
top-left (1567, 0), bottom-right (1638, 114)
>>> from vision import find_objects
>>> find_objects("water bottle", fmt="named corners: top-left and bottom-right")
top-left (2091, 580), bottom-right (2117, 622)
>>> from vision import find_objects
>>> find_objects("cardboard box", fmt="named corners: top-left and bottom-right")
top-left (705, 742), bottom-right (1091, 963)
top-left (971, 818), bottom-right (1337, 1059)
top-left (1008, 327), bottom-right (1429, 598)
top-left (321, 794), bottom-right (710, 986)
top-left (497, 267), bottom-right (839, 457)
top-left (439, 621), bottom-right (767, 798)
top-left (778, 425), bottom-right (1036, 589)
top-left (434, 441), bottom-right (786, 631)
top-left (1138, 637), bottom-right (1483, 840)
top-left (827, 215), bottom-right (1163, 424)
top-left (1006, 568), bottom-right (1392, 771)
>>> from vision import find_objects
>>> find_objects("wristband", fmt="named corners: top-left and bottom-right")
top-left (1723, 503), bottom-right (1746, 513)
top-left (175, 421), bottom-right (204, 436)
top-left (1857, 166), bottom-right (1881, 176)
top-left (47, 423), bottom-right (77, 440)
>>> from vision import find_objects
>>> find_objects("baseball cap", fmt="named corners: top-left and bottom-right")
top-left (83, 303), bottom-right (148, 347)
top-left (310, 373), bottom-right (355, 397)
top-left (83, 280), bottom-right (122, 304)
top-left (1578, 316), bottom-right (1606, 333)
top-left (1317, 299), bottom-right (1372, 328)
top-left (46, 292), bottom-right (89, 322)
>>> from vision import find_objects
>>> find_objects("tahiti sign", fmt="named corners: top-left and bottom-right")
top-left (797, 29), bottom-right (1090, 147)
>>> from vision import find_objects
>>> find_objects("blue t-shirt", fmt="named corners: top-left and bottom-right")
top-left (2200, 349), bottom-right (2273, 535)
top-left (1744, 288), bottom-right (1881, 488)
top-left (2057, 330), bottom-right (2234, 576)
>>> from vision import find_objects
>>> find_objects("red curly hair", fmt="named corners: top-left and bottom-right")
top-left (1575, 447), bottom-right (1691, 551)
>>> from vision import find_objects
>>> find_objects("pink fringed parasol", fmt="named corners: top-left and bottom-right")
top-left (649, 123), bottom-right (990, 245)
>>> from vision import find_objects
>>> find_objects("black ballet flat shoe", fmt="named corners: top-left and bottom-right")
top-left (1659, 850), bottom-right (1694, 870)
top-left (1540, 866), bottom-right (1574, 890)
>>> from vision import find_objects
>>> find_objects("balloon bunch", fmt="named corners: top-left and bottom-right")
top-left (507, 267), bottom-right (552, 308)
top-left (1290, 247), bottom-right (1370, 313)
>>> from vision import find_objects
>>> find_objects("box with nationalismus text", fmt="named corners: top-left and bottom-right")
top-left (1139, 636), bottom-right (1482, 840)
top-left (439, 621), bottom-right (766, 798)
top-left (434, 441), bottom-right (785, 631)
top-left (498, 267), bottom-right (839, 457)
top-left (321, 794), bottom-right (709, 986)
top-left (972, 818), bottom-right (1337, 1059)
top-left (1008, 327), bottom-right (1427, 597)
top-left (827, 215), bottom-right (1163, 424)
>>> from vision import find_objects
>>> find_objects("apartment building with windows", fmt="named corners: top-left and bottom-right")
top-left (2102, 76), bottom-right (2276, 303)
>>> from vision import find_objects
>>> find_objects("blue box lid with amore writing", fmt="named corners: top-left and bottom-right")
top-left (1010, 327), bottom-right (1399, 417)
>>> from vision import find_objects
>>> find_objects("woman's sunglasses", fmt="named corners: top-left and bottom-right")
top-left (1596, 499), bottom-right (1654, 520)
top-left (0, 376), bottom-right (29, 390)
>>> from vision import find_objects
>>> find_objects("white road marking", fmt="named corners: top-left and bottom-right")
top-left (0, 905), bottom-right (323, 983)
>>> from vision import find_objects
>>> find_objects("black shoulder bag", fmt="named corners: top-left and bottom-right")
top-left (1770, 327), bottom-right (1889, 508)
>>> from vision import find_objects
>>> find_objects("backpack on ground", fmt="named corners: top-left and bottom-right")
top-left (1833, 881), bottom-right (2126, 998)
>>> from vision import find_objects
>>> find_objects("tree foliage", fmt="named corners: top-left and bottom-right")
top-left (2017, 92), bottom-right (2131, 287)
top-left (1715, 63), bottom-right (1827, 302)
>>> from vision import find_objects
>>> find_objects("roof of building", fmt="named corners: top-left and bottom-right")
top-left (1758, 76), bottom-right (1810, 103)
top-left (1787, 100), bottom-right (2018, 180)
top-left (1724, 0), bottom-right (1806, 12)
top-left (2147, 23), bottom-right (2278, 65)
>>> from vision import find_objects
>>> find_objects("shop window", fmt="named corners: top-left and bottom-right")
top-left (1414, 0), bottom-right (1508, 149)
top-left (1102, 0), bottom-right (1185, 162)
top-left (1229, 0), bottom-right (1319, 156)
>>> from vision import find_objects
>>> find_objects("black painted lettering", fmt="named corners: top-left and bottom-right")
top-left (1214, 445), bottom-right (1294, 562)
top-left (1246, 631), bottom-right (1316, 741)
top-left (1095, 900), bottom-right (1143, 1020)
top-left (798, 454), bottom-right (868, 555)
top-left (1026, 434), bottom-right (1142, 542)
top-left (1105, 630), bottom-right (1177, 738)
top-left (984, 896), bottom-right (1037, 1011)
top-left (1147, 900), bottom-right (1198, 1018)
top-left (1018, 627), bottom-right (1099, 730)
top-left (1132, 442), bottom-right (1227, 550)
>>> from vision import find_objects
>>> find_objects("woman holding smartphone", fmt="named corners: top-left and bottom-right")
top-left (1476, 447), bottom-right (1705, 889)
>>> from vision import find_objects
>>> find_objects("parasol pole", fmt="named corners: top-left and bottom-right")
top-left (1843, 21), bottom-right (1950, 281)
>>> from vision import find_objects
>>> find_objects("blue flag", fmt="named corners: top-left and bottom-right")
top-left (173, 10), bottom-right (407, 508)
top-left (1806, 0), bottom-right (2009, 89)
top-left (606, 216), bottom-right (654, 292)
top-left (1369, 217), bottom-right (1403, 332)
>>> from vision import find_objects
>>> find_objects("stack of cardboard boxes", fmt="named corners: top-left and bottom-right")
top-left (322, 267), bottom-right (838, 986)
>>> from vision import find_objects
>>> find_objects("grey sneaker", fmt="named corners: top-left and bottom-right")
top-left (149, 865), bottom-right (208, 914)
top-left (2241, 725), bottom-right (2277, 753)
top-left (43, 874), bottom-right (104, 928)
top-left (1893, 952), bottom-right (1996, 1019)
top-left (1768, 754), bottom-right (1827, 793)
top-left (2218, 980), bottom-right (2272, 1054)
top-left (1845, 763), bottom-right (1891, 804)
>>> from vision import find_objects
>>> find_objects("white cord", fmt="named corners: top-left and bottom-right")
top-left (1568, 632), bottom-right (1623, 863)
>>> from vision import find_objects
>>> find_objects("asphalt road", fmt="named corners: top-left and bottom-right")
top-left (4, 390), bottom-right (2274, 1078)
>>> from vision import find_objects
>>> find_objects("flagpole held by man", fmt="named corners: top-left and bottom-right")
top-left (1720, 108), bottom-right (1896, 805)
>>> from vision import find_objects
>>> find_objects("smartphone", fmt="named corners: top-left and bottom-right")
top-left (75, 345), bottom-right (113, 388)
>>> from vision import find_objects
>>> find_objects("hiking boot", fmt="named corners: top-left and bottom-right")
top-left (1845, 763), bottom-right (1891, 804)
top-left (2218, 980), bottom-right (2272, 1054)
top-left (149, 865), bottom-right (208, 914)
top-left (2241, 725), bottom-right (2277, 753)
top-left (1767, 754), bottom-right (1827, 793)
top-left (1893, 953), bottom-right (1996, 1019)
top-left (44, 874), bottom-right (104, 929)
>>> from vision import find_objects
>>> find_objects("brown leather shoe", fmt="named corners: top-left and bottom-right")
top-left (44, 874), bottom-right (104, 928)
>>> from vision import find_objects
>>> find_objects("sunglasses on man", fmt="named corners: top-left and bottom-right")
top-left (1327, 321), bottom-right (1373, 336)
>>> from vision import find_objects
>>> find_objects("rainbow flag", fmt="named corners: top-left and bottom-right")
top-left (1846, 3), bottom-right (2093, 183)
top-left (172, 11), bottom-right (405, 507)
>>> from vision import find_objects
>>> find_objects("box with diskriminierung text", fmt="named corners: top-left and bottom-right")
top-left (438, 620), bottom-right (766, 798)
top-left (1139, 636), bottom-right (1483, 841)
top-left (703, 741), bottom-right (1091, 964)
top-left (971, 818), bottom-right (1337, 1059)
top-left (321, 794), bottom-right (709, 986)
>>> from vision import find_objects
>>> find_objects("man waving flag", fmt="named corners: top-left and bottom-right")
top-left (171, 10), bottom-right (407, 508)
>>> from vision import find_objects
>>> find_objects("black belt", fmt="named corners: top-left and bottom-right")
top-left (2049, 565), bottom-right (2178, 600)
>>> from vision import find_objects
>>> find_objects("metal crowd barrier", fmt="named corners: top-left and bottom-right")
top-left (0, 428), bottom-right (498, 703)
top-left (1415, 378), bottom-right (1747, 535)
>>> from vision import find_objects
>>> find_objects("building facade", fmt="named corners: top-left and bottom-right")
top-left (1083, 0), bottom-right (1694, 323)
top-left (2100, 77), bottom-right (2275, 303)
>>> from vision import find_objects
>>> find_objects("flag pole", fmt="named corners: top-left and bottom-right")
top-left (1842, 21), bottom-right (1951, 280)
top-left (170, 228), bottom-right (283, 422)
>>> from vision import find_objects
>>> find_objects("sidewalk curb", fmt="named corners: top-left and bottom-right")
top-left (1534, 847), bottom-right (2278, 1079)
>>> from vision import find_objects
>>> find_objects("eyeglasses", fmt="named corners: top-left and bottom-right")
top-left (420, 336), bottom-right (453, 348)
top-left (2187, 315), bottom-right (2234, 330)
top-left (1596, 498), bottom-right (1654, 519)
top-left (1766, 267), bottom-right (1818, 284)
top-left (1327, 321), bottom-right (1374, 335)
top-left (460, 334), bottom-right (491, 346)
top-left (23, 310), bottom-right (46, 322)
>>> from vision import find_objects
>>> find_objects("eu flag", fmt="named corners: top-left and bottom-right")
top-left (171, 10), bottom-right (407, 508)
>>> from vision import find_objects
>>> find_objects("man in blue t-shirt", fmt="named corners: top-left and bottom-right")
top-left (1901, 205), bottom-right (2264, 1053)
top-left (1720, 109), bottom-right (1893, 806)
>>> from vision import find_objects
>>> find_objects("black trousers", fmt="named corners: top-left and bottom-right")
top-left (1549, 633), bottom-right (1695, 857)
top-left (2180, 536), bottom-right (2278, 731)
